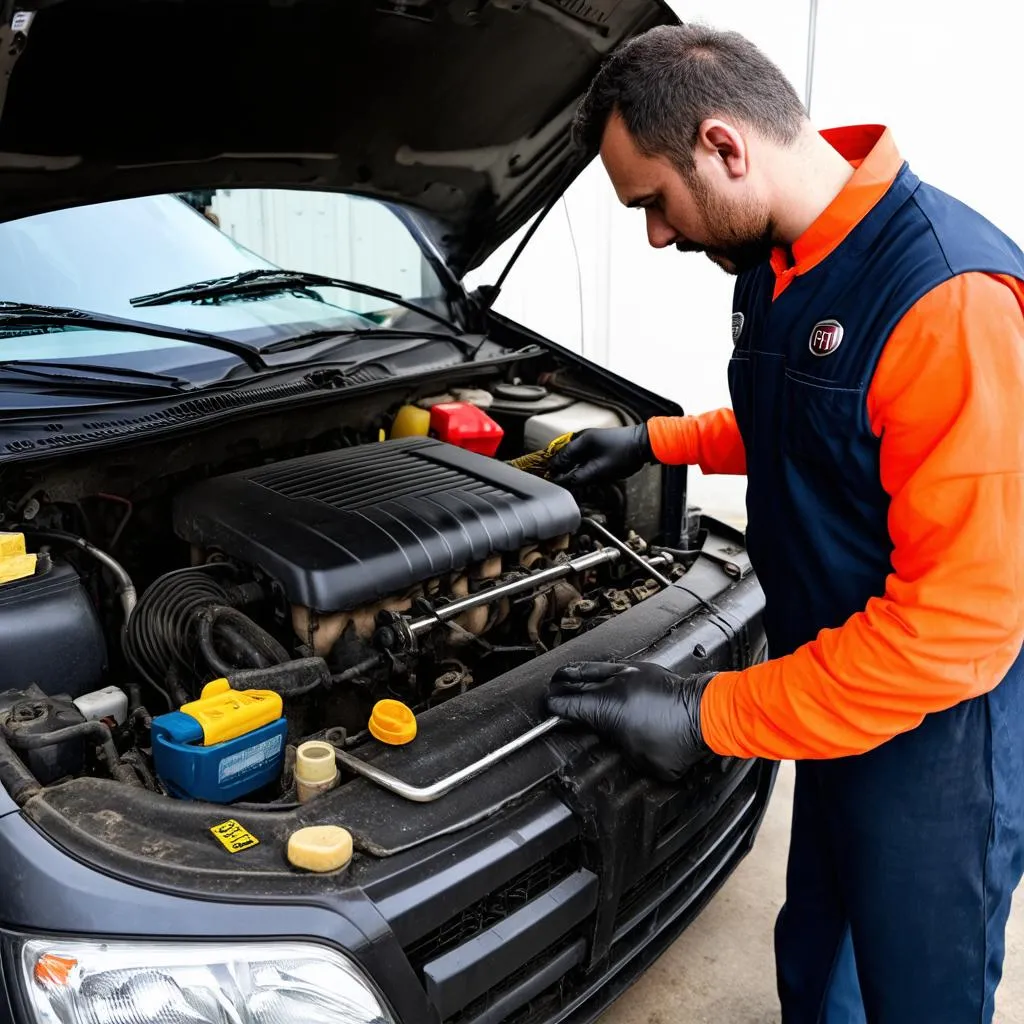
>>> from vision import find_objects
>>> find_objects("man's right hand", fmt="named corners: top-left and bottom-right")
top-left (547, 423), bottom-right (654, 487)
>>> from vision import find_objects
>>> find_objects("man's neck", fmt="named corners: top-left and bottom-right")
top-left (768, 126), bottom-right (855, 246)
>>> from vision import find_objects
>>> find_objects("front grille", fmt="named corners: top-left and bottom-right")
top-left (611, 768), bottom-right (762, 942)
top-left (434, 764), bottom-right (767, 1024)
top-left (405, 845), bottom-right (579, 975)
top-left (445, 933), bottom-right (586, 1024)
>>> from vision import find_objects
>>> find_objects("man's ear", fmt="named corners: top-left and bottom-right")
top-left (696, 118), bottom-right (749, 180)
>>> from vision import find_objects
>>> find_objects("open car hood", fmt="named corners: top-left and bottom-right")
top-left (0, 0), bottom-right (675, 277)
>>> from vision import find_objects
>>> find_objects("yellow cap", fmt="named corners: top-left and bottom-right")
top-left (368, 699), bottom-right (417, 745)
top-left (390, 404), bottom-right (431, 439)
top-left (0, 532), bottom-right (35, 586)
top-left (287, 825), bottom-right (353, 873)
top-left (0, 553), bottom-right (36, 585)
top-left (0, 532), bottom-right (27, 559)
top-left (181, 678), bottom-right (283, 746)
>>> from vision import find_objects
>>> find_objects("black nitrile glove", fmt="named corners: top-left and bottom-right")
top-left (547, 423), bottom-right (653, 488)
top-left (546, 661), bottom-right (716, 782)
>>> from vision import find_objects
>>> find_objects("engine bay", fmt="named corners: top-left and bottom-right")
top-left (0, 370), bottom-right (699, 815)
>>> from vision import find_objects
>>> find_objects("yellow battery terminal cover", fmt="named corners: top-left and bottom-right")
top-left (181, 678), bottom-right (283, 746)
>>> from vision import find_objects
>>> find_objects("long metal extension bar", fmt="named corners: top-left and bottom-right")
top-left (334, 717), bottom-right (562, 803)
top-left (339, 538), bottom-right (675, 802)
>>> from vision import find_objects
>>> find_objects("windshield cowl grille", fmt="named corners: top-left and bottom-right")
top-left (2, 366), bottom-right (393, 454)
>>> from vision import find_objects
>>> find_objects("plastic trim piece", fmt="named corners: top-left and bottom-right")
top-left (422, 868), bottom-right (599, 1020)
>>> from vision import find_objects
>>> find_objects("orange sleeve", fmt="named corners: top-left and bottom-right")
top-left (700, 272), bottom-right (1024, 760)
top-left (647, 409), bottom-right (747, 474)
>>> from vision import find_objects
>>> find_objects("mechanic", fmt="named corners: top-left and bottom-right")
top-left (545, 23), bottom-right (1024, 1024)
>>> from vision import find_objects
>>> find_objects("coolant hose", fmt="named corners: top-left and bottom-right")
top-left (2, 719), bottom-right (141, 787)
top-left (25, 529), bottom-right (137, 623)
top-left (0, 731), bottom-right (41, 805)
top-left (229, 657), bottom-right (333, 698)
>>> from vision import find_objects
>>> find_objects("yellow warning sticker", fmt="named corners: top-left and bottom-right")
top-left (210, 819), bottom-right (260, 854)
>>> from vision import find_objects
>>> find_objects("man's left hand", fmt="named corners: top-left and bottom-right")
top-left (545, 661), bottom-right (716, 782)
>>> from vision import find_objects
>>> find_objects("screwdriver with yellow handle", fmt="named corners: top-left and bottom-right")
top-left (505, 431), bottom-right (575, 476)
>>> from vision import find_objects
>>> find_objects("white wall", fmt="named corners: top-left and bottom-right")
top-left (809, 0), bottom-right (1024, 250)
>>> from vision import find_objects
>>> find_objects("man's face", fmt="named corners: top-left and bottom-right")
top-left (599, 111), bottom-right (774, 275)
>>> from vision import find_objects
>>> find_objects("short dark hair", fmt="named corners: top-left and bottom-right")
top-left (574, 24), bottom-right (807, 172)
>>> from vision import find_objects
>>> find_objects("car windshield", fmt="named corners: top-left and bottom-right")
top-left (0, 190), bottom-right (451, 376)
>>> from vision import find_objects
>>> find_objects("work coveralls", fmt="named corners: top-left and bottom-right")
top-left (647, 125), bottom-right (1024, 1022)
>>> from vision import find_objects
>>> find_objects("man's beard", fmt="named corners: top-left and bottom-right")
top-left (679, 171), bottom-right (775, 275)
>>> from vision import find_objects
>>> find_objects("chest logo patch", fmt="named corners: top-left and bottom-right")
top-left (809, 319), bottom-right (844, 356)
top-left (731, 311), bottom-right (745, 343)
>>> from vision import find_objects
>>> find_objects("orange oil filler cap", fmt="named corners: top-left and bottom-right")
top-left (369, 699), bottom-right (417, 745)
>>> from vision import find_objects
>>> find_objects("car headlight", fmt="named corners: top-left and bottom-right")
top-left (17, 938), bottom-right (395, 1024)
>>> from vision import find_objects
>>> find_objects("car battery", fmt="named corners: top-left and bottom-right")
top-left (152, 678), bottom-right (287, 803)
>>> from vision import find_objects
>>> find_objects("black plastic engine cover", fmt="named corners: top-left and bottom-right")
top-left (173, 437), bottom-right (581, 610)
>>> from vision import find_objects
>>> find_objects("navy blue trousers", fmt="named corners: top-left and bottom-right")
top-left (774, 657), bottom-right (1024, 1023)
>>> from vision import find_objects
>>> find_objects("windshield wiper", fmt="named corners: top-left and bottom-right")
top-left (259, 326), bottom-right (478, 356)
top-left (0, 359), bottom-right (192, 397)
top-left (0, 302), bottom-right (267, 371)
top-left (129, 269), bottom-right (461, 333)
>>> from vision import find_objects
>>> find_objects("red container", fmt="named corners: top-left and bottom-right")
top-left (430, 401), bottom-right (505, 457)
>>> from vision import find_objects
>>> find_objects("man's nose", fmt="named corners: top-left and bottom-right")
top-left (646, 210), bottom-right (677, 249)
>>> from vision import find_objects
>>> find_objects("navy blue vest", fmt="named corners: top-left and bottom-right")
top-left (729, 164), bottom-right (1024, 657)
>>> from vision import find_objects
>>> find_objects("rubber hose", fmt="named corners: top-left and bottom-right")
top-left (165, 665), bottom-right (191, 709)
top-left (230, 657), bottom-right (332, 698)
top-left (214, 622), bottom-right (274, 670)
top-left (0, 731), bottom-right (42, 804)
top-left (331, 655), bottom-right (382, 684)
top-left (124, 564), bottom-right (237, 700)
top-left (2, 720), bottom-right (141, 787)
top-left (195, 605), bottom-right (290, 677)
top-left (118, 749), bottom-right (159, 792)
top-left (127, 683), bottom-right (153, 732)
top-left (25, 529), bottom-right (137, 622)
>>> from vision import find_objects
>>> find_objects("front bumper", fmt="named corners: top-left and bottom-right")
top-left (0, 526), bottom-right (773, 1024)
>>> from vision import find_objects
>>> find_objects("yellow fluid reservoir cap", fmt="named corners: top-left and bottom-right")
top-left (0, 553), bottom-right (36, 586)
top-left (287, 825), bottom-right (353, 873)
top-left (0, 532), bottom-right (35, 586)
top-left (390, 404), bottom-right (431, 439)
top-left (295, 741), bottom-right (338, 785)
top-left (0, 532), bottom-right (27, 558)
top-left (369, 699), bottom-right (417, 745)
top-left (181, 678), bottom-right (283, 746)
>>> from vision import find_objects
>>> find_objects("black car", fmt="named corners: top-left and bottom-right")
top-left (0, 4), bottom-right (775, 1024)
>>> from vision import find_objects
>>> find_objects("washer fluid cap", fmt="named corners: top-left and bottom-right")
top-left (369, 698), bottom-right (417, 745)
top-left (287, 825), bottom-right (353, 872)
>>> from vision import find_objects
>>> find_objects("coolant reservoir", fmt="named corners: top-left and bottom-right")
top-left (524, 400), bottom-right (623, 451)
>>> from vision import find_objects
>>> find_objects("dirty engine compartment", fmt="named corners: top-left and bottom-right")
top-left (0, 366), bottom-right (706, 846)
